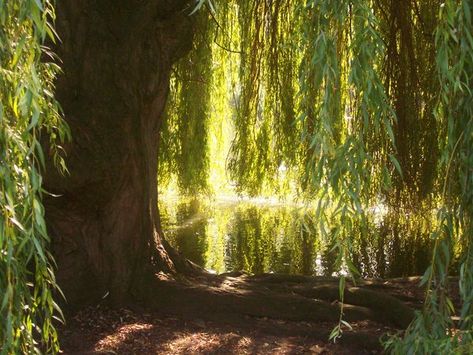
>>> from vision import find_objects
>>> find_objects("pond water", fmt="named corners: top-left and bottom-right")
top-left (159, 198), bottom-right (433, 278)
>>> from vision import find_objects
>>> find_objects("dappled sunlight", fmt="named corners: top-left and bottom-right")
top-left (95, 323), bottom-right (154, 353)
top-left (62, 306), bottom-right (368, 354)
top-left (162, 332), bottom-right (243, 353)
top-left (94, 323), bottom-right (318, 354)
top-left (62, 305), bottom-right (370, 354)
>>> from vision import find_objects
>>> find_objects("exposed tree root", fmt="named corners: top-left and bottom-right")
top-left (137, 272), bottom-right (414, 330)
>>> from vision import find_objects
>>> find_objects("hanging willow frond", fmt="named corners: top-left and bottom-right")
top-left (0, 0), bottom-right (69, 353)
top-left (165, 0), bottom-right (473, 350)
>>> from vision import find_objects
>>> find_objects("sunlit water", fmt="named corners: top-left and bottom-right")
top-left (159, 198), bottom-right (433, 278)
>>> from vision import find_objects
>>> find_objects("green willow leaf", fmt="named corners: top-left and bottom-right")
top-left (0, 1), bottom-right (67, 353)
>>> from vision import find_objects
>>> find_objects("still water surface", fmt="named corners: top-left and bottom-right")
top-left (159, 198), bottom-right (432, 278)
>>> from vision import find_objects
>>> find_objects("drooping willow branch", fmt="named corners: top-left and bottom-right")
top-left (165, 0), bottom-right (473, 351)
top-left (0, 1), bottom-right (69, 353)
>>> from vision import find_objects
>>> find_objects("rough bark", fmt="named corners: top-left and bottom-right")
top-left (44, 0), bottom-right (194, 306)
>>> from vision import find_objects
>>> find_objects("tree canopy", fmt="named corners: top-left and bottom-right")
top-left (0, 0), bottom-right (472, 353)
top-left (162, 0), bottom-right (473, 350)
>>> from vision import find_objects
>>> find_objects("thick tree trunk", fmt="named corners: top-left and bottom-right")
top-left (44, 0), bottom-right (193, 306)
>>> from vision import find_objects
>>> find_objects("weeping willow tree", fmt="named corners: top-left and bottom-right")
top-left (162, 0), bottom-right (473, 351)
top-left (1, 0), bottom-right (472, 353)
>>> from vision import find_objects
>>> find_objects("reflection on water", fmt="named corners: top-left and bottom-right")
top-left (159, 198), bottom-right (433, 278)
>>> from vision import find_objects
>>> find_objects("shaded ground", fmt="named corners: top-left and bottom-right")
top-left (60, 307), bottom-right (392, 354)
top-left (59, 275), bottom-right (457, 354)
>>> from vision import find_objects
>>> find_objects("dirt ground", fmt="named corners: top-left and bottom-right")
top-left (59, 307), bottom-right (397, 354)
top-left (59, 276), bottom-right (440, 354)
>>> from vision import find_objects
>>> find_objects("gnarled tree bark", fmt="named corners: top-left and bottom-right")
top-left (44, 0), bottom-right (194, 306)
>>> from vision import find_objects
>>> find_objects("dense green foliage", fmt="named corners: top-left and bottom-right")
top-left (0, 1), bottom-right (68, 353)
top-left (160, 12), bottom-right (214, 194)
top-left (1, 0), bottom-right (472, 353)
top-left (164, 0), bottom-right (473, 352)
top-left (386, 1), bottom-right (473, 351)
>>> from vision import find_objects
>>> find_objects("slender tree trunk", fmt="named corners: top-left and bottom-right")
top-left (43, 0), bottom-right (193, 306)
